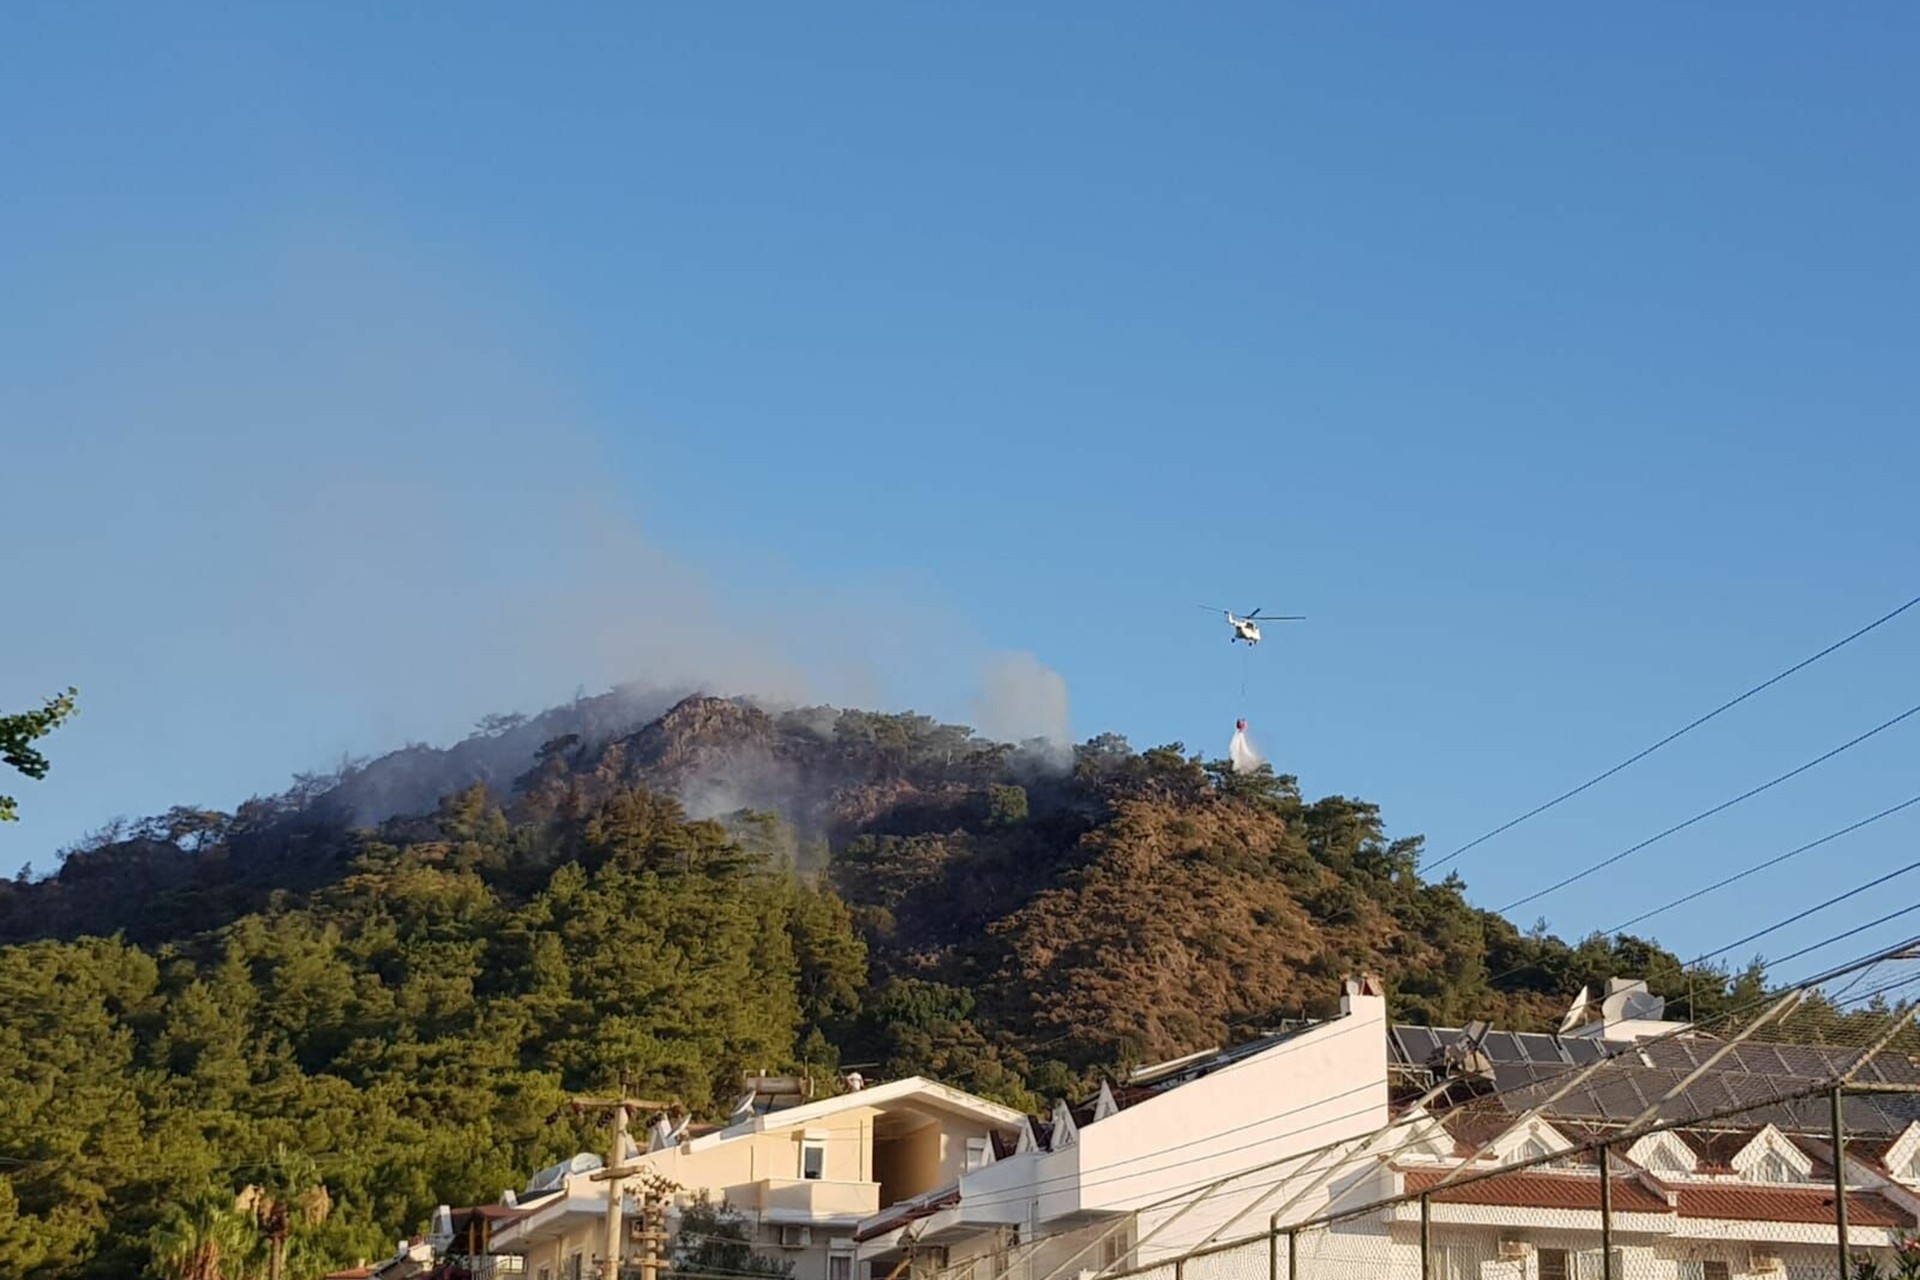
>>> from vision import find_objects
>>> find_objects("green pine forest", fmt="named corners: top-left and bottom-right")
top-left (0, 693), bottom-right (1878, 1278)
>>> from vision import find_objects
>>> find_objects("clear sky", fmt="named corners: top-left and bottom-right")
top-left (4, 3), bottom-right (1917, 988)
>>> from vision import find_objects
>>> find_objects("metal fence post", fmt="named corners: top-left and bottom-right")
top-left (1419, 1193), bottom-right (1431, 1280)
top-left (1599, 1144), bottom-right (1614, 1280)
top-left (1833, 1085), bottom-right (1851, 1280)
top-left (1288, 1230), bottom-right (1297, 1280)
top-left (1174, 1258), bottom-right (1184, 1280)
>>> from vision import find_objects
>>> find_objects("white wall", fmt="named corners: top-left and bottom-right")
top-left (938, 992), bottom-right (1390, 1270)
top-left (1095, 992), bottom-right (1390, 1257)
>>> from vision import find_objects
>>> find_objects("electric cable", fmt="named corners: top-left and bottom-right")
top-left (1496, 699), bottom-right (1920, 914)
top-left (1422, 592), bottom-right (1920, 874)
top-left (904, 939), bottom-right (1920, 1275)
top-left (1600, 793), bottom-right (1920, 937)
top-left (1687, 855), bottom-right (1920, 970)
top-left (1067, 784), bottom-right (1920, 1089)
top-left (1468, 794), bottom-right (1920, 1011)
top-left (1755, 903), bottom-right (1920, 979)
top-left (906, 905), bottom-right (1920, 1220)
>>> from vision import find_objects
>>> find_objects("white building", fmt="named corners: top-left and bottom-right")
top-left (1284, 983), bottom-right (1920, 1280)
top-left (855, 976), bottom-right (1394, 1280)
top-left (858, 977), bottom-right (1920, 1280)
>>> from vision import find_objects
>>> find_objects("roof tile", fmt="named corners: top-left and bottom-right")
top-left (1401, 1168), bottom-right (1670, 1214)
top-left (1673, 1186), bottom-right (1911, 1228)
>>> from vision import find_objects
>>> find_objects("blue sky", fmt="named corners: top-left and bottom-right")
top-left (4, 3), bottom-right (1917, 986)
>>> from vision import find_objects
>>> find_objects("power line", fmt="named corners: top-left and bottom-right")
top-left (914, 939), bottom-right (1920, 1266)
top-left (1422, 592), bottom-right (1920, 874)
top-left (1601, 792), bottom-right (1920, 937)
top-left (1762, 903), bottom-right (1920, 979)
top-left (1688, 854), bottom-right (1920, 969)
top-left (1496, 700), bottom-right (1920, 915)
top-left (922, 897), bottom-right (1920, 1220)
top-left (1091, 788), bottom-right (1920, 1086)
top-left (1475, 792), bottom-right (1920, 1006)
top-left (1147, 792), bottom-right (1920, 1066)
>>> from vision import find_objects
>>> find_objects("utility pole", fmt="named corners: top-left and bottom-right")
top-left (634, 1172), bottom-right (676, 1280)
top-left (576, 1088), bottom-right (671, 1280)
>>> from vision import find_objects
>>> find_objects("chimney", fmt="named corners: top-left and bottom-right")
top-left (1341, 972), bottom-right (1387, 1015)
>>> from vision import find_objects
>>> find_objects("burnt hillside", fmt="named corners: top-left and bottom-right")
top-left (1, 691), bottom-right (1739, 1065)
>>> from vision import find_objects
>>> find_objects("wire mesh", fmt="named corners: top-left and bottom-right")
top-left (1182, 1237), bottom-right (1269, 1280)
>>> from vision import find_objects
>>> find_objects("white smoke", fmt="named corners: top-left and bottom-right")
top-left (973, 651), bottom-right (1072, 767)
top-left (1229, 725), bottom-right (1265, 774)
top-left (0, 226), bottom-right (1076, 854)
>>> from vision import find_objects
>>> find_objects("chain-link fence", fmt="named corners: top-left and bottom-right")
top-left (1004, 951), bottom-right (1920, 1280)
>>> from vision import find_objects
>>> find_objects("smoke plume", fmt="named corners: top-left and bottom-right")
top-left (0, 226), bottom-right (1072, 856)
top-left (973, 652), bottom-right (1073, 768)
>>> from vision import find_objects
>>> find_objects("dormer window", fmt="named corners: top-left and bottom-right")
top-left (1626, 1131), bottom-right (1698, 1179)
top-left (1729, 1126), bottom-right (1812, 1185)
top-left (1647, 1146), bottom-right (1695, 1176)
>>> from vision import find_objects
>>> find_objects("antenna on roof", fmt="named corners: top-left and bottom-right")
top-left (1432, 1024), bottom-right (1494, 1086)
top-left (1558, 985), bottom-right (1592, 1037)
top-left (1601, 977), bottom-right (1665, 1029)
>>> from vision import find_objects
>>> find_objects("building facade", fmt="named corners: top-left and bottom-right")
top-left (474, 1076), bottom-right (1026, 1280)
top-left (855, 977), bottom-right (1395, 1280)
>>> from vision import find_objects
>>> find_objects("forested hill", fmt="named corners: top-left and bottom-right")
top-left (0, 693), bottom-right (1760, 1279)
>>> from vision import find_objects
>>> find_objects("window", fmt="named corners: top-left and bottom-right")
top-left (565, 1253), bottom-right (583, 1280)
top-left (1101, 1233), bottom-right (1127, 1269)
top-left (538, 1268), bottom-right (551, 1280)
top-left (802, 1138), bottom-right (827, 1180)
top-left (1750, 1152), bottom-right (1796, 1183)
top-left (966, 1138), bottom-right (992, 1171)
top-left (1538, 1250), bottom-right (1568, 1280)
top-left (1705, 1262), bottom-right (1729, 1280)
top-left (831, 1256), bottom-right (853, 1280)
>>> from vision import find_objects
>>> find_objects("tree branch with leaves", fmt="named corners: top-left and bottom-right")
top-left (0, 686), bottom-right (76, 821)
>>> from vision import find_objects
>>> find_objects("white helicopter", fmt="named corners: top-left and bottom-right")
top-left (1200, 605), bottom-right (1304, 645)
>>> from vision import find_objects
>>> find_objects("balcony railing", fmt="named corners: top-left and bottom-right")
top-left (753, 1177), bottom-right (882, 1219)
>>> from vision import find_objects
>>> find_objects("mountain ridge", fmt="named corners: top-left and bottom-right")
top-left (0, 687), bottom-right (1787, 1278)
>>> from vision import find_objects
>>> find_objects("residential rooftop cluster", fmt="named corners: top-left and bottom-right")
top-left (329, 977), bottom-right (1920, 1280)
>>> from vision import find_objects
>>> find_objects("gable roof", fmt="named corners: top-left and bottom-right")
top-left (694, 1076), bottom-right (1026, 1148)
top-left (1729, 1125), bottom-right (1816, 1180)
top-left (1626, 1130), bottom-right (1699, 1175)
top-left (1878, 1121), bottom-right (1920, 1178)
